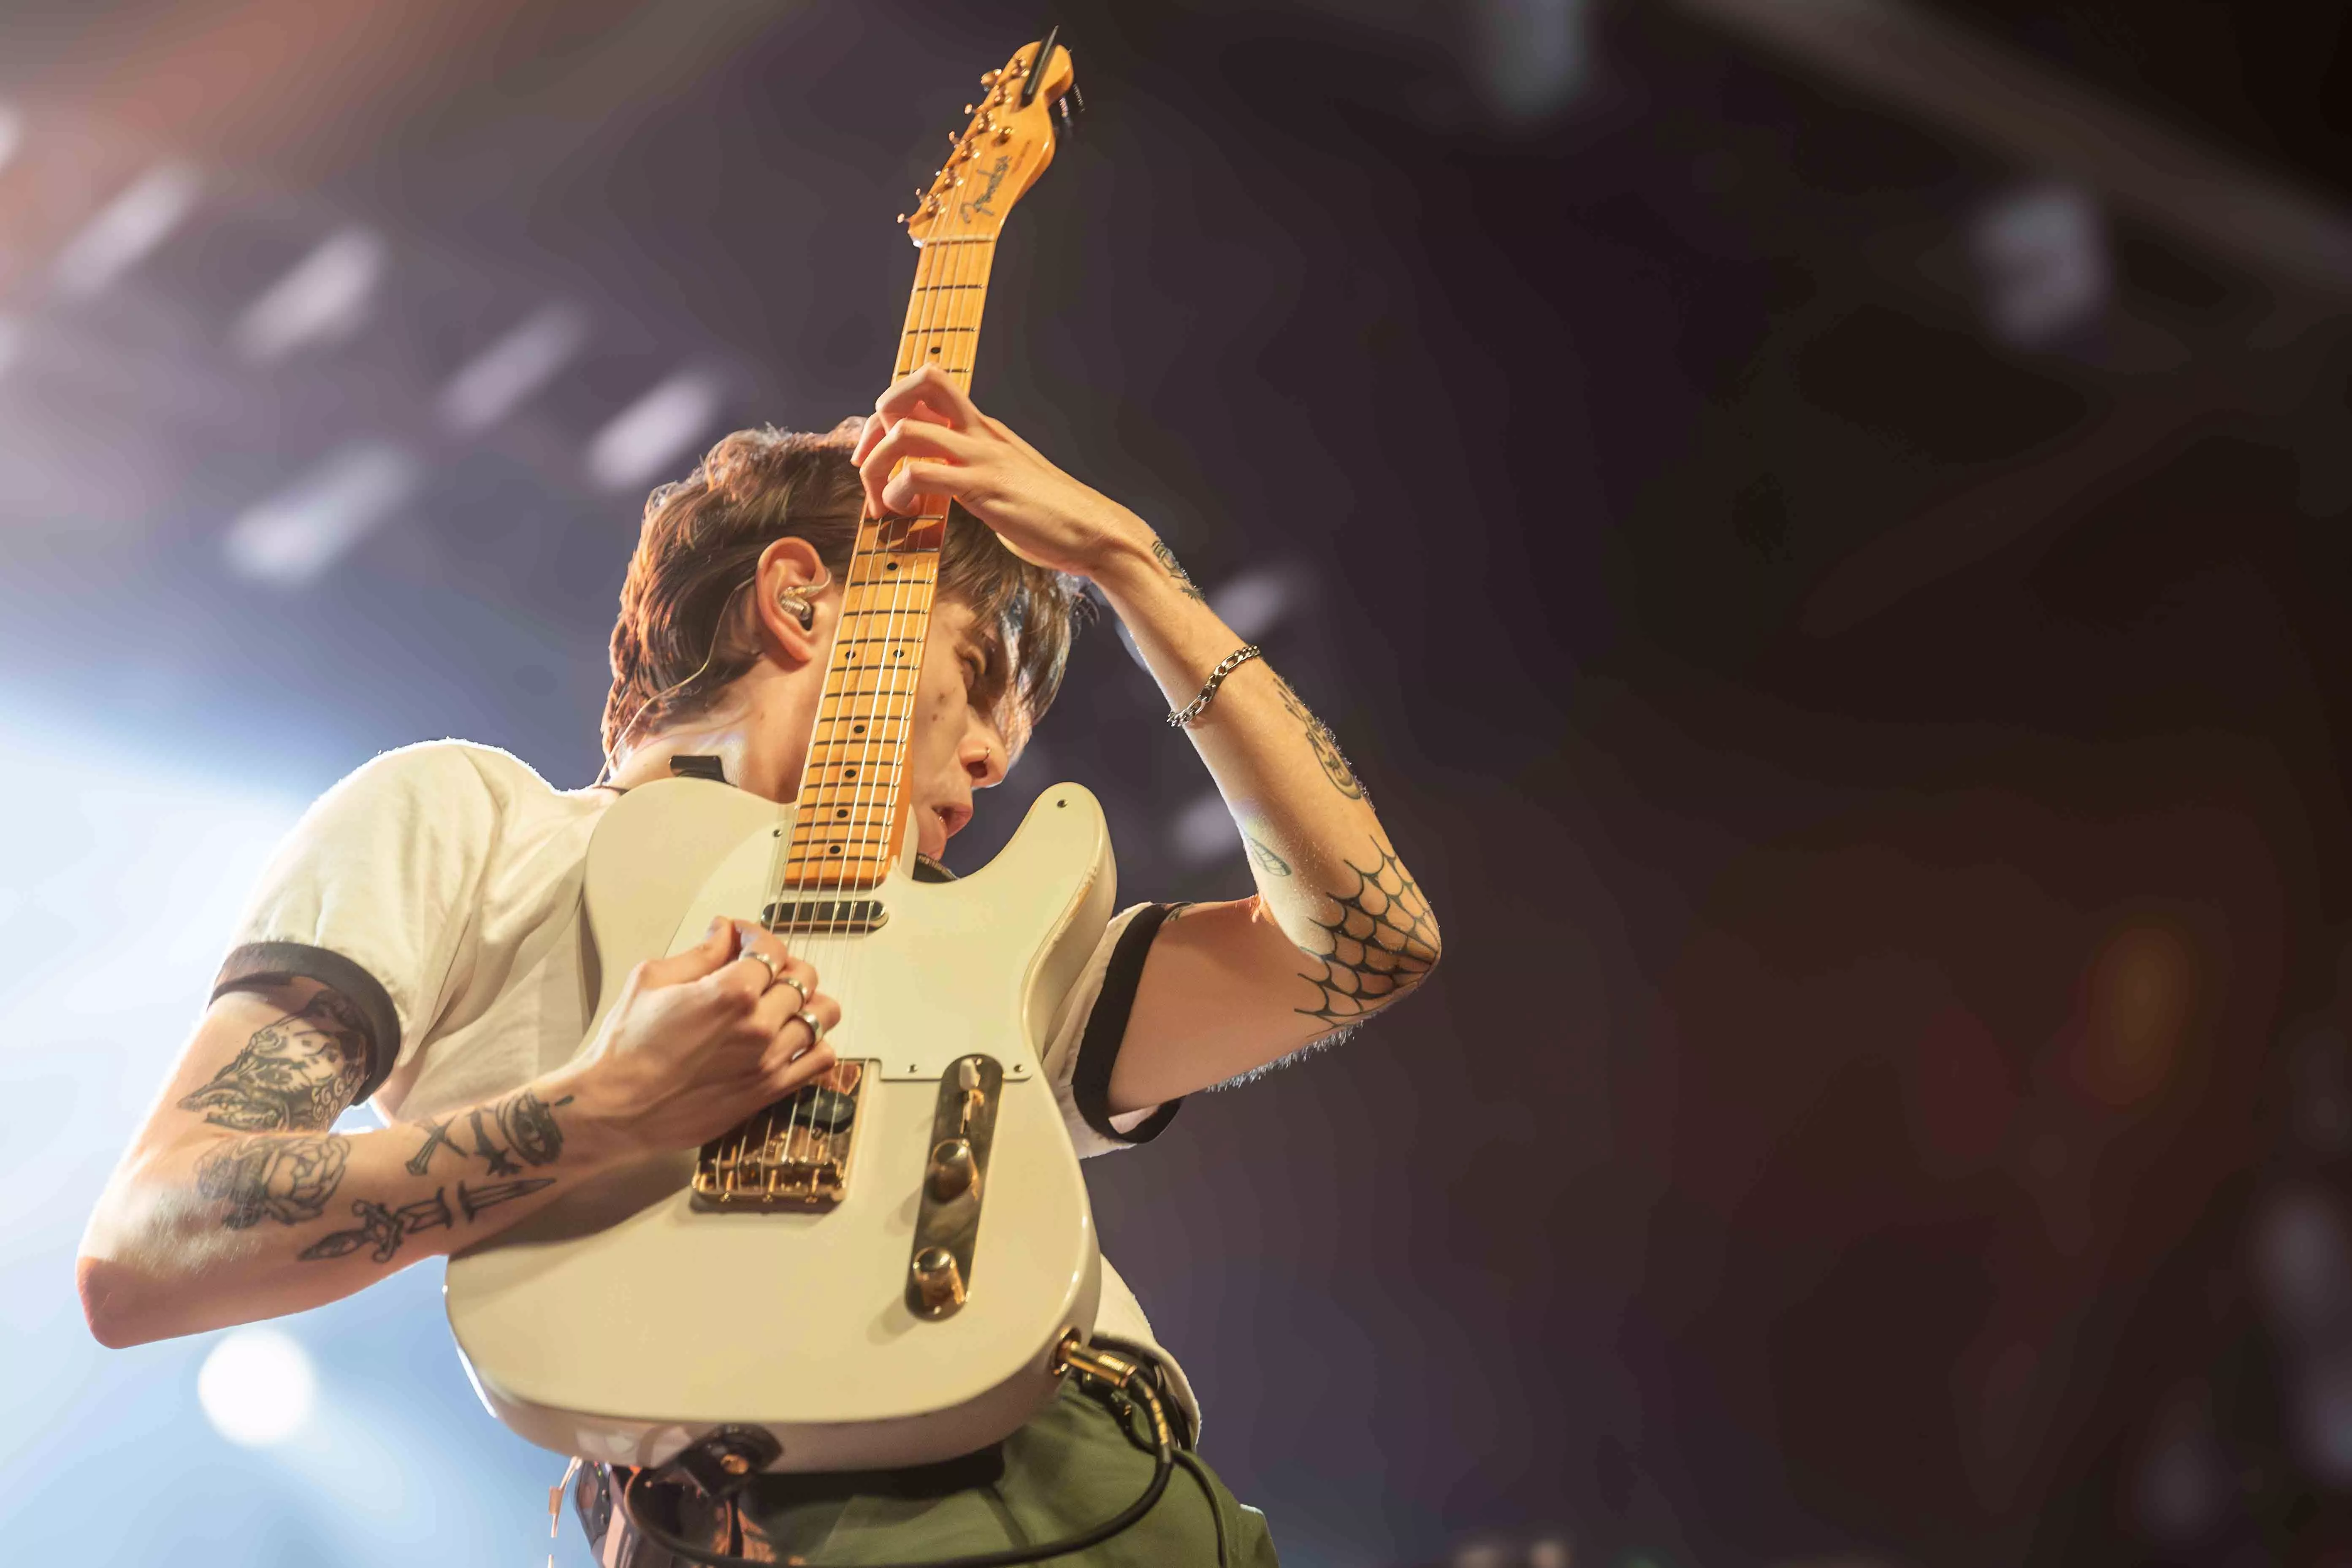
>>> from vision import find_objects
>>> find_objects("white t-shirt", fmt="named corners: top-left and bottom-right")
top-left (215, 739), bottom-right (1199, 1432)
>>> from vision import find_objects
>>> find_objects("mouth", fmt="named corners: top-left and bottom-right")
top-left (932, 803), bottom-right (972, 840)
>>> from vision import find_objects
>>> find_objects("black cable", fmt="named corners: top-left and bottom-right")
top-left (614, 1378), bottom-right (1176, 1568)
top-left (1170, 1450), bottom-right (1230, 1568)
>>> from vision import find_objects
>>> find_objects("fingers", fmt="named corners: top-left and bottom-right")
top-left (769, 988), bottom-right (843, 1063)
top-left (873, 363), bottom-right (981, 431)
top-left (760, 991), bottom-right (843, 1093)
top-left (631, 916), bottom-right (740, 992)
top-left (746, 952), bottom-right (822, 1035)
top-left (850, 409), bottom-right (888, 467)
top-left (723, 920), bottom-right (796, 998)
top-left (859, 418), bottom-right (981, 518)
top-left (764, 1037), bottom-right (838, 1098)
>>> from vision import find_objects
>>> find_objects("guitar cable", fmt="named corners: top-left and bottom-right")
top-left (610, 1342), bottom-right (1225, 1568)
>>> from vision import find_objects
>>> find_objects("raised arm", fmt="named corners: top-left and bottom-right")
top-left (855, 366), bottom-right (1442, 1112)
top-left (78, 920), bottom-right (839, 1347)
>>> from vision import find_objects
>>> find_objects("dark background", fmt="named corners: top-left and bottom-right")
top-left (2, 3), bottom-right (2349, 1564)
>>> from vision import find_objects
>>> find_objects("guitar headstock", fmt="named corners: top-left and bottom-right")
top-left (901, 33), bottom-right (1078, 246)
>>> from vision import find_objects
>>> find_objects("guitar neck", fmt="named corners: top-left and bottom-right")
top-left (781, 235), bottom-right (1000, 891)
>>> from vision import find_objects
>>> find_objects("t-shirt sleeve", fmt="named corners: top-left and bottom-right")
top-left (212, 742), bottom-right (499, 1103)
top-left (1041, 902), bottom-right (1183, 1159)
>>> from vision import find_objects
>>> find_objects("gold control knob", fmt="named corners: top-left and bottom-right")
top-left (912, 1246), bottom-right (966, 1313)
top-left (928, 1137), bottom-right (978, 1202)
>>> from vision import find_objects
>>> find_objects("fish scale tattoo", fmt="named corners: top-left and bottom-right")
top-left (1293, 841), bottom-right (1438, 1030)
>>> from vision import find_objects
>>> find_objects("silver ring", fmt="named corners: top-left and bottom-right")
top-left (743, 949), bottom-right (780, 987)
top-left (794, 1009), bottom-right (827, 1046)
top-left (778, 975), bottom-right (811, 1008)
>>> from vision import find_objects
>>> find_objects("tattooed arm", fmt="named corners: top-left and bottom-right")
top-left (852, 364), bottom-right (1441, 1110)
top-left (1098, 552), bottom-right (1442, 1110)
top-left (79, 918), bottom-right (842, 1348)
top-left (75, 978), bottom-right (599, 1347)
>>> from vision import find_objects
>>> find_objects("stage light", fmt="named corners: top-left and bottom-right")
top-left (2297, 1350), bottom-right (2352, 1487)
top-left (1474, 0), bottom-right (1591, 125)
top-left (0, 103), bottom-right (21, 173)
top-left (232, 227), bottom-right (386, 364)
top-left (438, 303), bottom-right (587, 434)
top-left (588, 369), bottom-right (723, 491)
top-left (49, 161), bottom-right (202, 301)
top-left (1970, 183), bottom-right (2109, 347)
top-left (196, 1326), bottom-right (317, 1447)
top-left (1209, 565), bottom-right (1298, 643)
top-left (224, 441), bottom-right (421, 586)
top-left (1170, 788), bottom-right (1237, 864)
top-left (2252, 1184), bottom-right (2351, 1349)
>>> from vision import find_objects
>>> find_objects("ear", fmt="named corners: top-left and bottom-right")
top-left (751, 536), bottom-right (834, 666)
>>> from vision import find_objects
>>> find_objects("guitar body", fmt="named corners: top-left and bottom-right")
top-left (444, 775), bottom-right (1115, 1471)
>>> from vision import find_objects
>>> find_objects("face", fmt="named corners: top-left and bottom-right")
top-left (899, 596), bottom-right (1017, 861)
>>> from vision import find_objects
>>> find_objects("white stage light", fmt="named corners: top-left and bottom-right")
top-left (232, 227), bottom-right (385, 363)
top-left (1171, 789), bottom-right (1237, 864)
top-left (438, 303), bottom-right (587, 433)
top-left (50, 161), bottom-right (202, 301)
top-left (1971, 183), bottom-right (2108, 347)
top-left (1475, 0), bottom-right (1591, 124)
top-left (1208, 566), bottom-right (1299, 643)
top-left (587, 370), bottom-right (723, 492)
top-left (225, 441), bottom-right (420, 586)
top-left (196, 1326), bottom-right (317, 1447)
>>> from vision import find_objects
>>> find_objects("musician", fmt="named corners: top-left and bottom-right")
top-left (76, 365), bottom-right (1440, 1564)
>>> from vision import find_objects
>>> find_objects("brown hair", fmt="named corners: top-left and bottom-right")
top-left (602, 420), bottom-right (1085, 763)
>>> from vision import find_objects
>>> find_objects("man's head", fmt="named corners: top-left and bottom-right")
top-left (602, 421), bottom-right (1084, 852)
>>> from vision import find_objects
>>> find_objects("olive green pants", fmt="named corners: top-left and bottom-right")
top-left (578, 1379), bottom-right (1278, 1566)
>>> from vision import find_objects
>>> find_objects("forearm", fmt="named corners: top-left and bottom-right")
top-left (1092, 536), bottom-right (1441, 994)
top-left (78, 1075), bottom-right (612, 1347)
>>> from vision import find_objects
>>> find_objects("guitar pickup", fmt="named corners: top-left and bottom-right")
top-left (761, 898), bottom-right (888, 933)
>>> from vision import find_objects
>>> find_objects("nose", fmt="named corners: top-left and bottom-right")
top-left (961, 720), bottom-right (1007, 789)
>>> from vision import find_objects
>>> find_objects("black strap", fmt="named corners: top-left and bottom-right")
top-left (1070, 905), bottom-right (1181, 1147)
top-left (670, 755), bottom-right (727, 783)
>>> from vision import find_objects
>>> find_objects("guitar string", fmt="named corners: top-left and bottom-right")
top-left (820, 205), bottom-right (988, 1186)
top-left (793, 207), bottom-right (967, 1191)
top-left (742, 135), bottom-right (1000, 1201)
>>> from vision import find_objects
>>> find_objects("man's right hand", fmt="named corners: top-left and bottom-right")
top-left (549, 917), bottom-right (840, 1159)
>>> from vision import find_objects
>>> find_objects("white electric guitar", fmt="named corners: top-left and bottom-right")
top-left (444, 39), bottom-right (1107, 1476)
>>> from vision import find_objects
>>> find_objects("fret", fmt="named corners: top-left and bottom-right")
top-left (772, 214), bottom-right (995, 892)
top-left (816, 689), bottom-right (924, 705)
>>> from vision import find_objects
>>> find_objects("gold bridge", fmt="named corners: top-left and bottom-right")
top-left (692, 1061), bottom-right (867, 1210)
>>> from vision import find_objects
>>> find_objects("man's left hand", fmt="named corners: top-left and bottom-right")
top-left (851, 365), bottom-right (1153, 580)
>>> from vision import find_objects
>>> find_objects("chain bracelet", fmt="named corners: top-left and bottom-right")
top-left (1166, 644), bottom-right (1264, 728)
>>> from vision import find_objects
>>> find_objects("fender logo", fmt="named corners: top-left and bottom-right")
top-left (961, 155), bottom-right (1014, 222)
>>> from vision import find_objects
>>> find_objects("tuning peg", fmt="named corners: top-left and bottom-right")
top-left (981, 70), bottom-right (1000, 87)
top-left (963, 103), bottom-right (974, 114)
